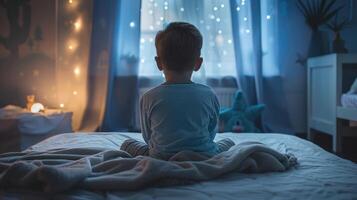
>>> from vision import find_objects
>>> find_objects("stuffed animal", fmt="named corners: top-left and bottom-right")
top-left (219, 91), bottom-right (265, 133)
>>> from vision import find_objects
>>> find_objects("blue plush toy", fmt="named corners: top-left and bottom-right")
top-left (219, 91), bottom-right (265, 133)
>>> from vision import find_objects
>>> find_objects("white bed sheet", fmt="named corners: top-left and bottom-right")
top-left (4, 132), bottom-right (357, 200)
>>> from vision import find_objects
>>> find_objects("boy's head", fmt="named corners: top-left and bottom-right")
top-left (155, 22), bottom-right (203, 73)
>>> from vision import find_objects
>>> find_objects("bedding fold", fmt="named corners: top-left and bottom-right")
top-left (0, 142), bottom-right (297, 193)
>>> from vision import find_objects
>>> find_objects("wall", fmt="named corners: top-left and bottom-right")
top-left (278, 0), bottom-right (357, 133)
top-left (0, 0), bottom-right (93, 130)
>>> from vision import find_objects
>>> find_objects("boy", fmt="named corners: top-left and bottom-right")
top-left (121, 22), bottom-right (234, 160)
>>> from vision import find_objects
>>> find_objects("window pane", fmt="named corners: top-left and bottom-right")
top-left (139, 0), bottom-right (237, 79)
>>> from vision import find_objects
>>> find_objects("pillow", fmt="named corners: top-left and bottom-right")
top-left (348, 78), bottom-right (357, 94)
top-left (219, 91), bottom-right (265, 133)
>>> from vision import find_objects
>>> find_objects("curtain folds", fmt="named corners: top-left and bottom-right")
top-left (230, 0), bottom-right (293, 133)
top-left (81, 0), bottom-right (141, 132)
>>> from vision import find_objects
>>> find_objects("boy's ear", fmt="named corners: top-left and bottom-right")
top-left (193, 57), bottom-right (203, 72)
top-left (155, 56), bottom-right (163, 71)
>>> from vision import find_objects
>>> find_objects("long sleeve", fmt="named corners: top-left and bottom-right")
top-left (208, 94), bottom-right (220, 140)
top-left (140, 96), bottom-right (151, 144)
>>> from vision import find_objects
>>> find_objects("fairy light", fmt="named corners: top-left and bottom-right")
top-left (73, 91), bottom-right (78, 95)
top-left (74, 18), bottom-right (82, 31)
top-left (74, 66), bottom-right (80, 76)
top-left (129, 21), bottom-right (135, 28)
top-left (69, 0), bottom-right (73, 3)
top-left (60, 103), bottom-right (64, 108)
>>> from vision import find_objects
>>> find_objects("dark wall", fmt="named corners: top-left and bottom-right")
top-left (0, 0), bottom-right (56, 107)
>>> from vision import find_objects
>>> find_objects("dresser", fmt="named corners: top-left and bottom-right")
top-left (307, 54), bottom-right (357, 153)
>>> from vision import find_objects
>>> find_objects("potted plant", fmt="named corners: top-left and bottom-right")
top-left (296, 0), bottom-right (343, 56)
top-left (326, 14), bottom-right (350, 53)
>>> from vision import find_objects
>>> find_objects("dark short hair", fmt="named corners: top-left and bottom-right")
top-left (155, 22), bottom-right (203, 72)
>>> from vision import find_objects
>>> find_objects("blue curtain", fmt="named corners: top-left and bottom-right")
top-left (230, 0), bottom-right (293, 133)
top-left (81, 0), bottom-right (141, 131)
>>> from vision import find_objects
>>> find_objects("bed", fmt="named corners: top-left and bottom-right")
top-left (1, 132), bottom-right (357, 200)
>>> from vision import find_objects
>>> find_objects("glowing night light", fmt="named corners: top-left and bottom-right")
top-left (31, 103), bottom-right (44, 113)
top-left (74, 67), bottom-right (80, 76)
top-left (129, 21), bottom-right (135, 28)
top-left (266, 15), bottom-right (271, 20)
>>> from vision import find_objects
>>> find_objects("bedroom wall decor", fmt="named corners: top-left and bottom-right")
top-left (0, 0), bottom-right (93, 130)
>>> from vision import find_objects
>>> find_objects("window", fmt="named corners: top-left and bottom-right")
top-left (139, 0), bottom-right (237, 80)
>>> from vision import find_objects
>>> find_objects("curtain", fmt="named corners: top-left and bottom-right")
top-left (80, 0), bottom-right (141, 131)
top-left (230, 0), bottom-right (293, 133)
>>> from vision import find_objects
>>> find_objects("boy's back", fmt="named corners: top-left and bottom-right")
top-left (120, 22), bottom-right (234, 159)
top-left (140, 83), bottom-right (219, 159)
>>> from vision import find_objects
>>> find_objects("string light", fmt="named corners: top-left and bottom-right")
top-left (220, 4), bottom-right (225, 8)
top-left (74, 66), bottom-right (80, 76)
top-left (129, 21), bottom-right (135, 28)
top-left (60, 103), bottom-right (64, 108)
top-left (68, 0), bottom-right (73, 3)
top-left (236, 6), bottom-right (240, 11)
top-left (244, 17), bottom-right (247, 21)
top-left (266, 15), bottom-right (271, 20)
top-left (180, 7), bottom-right (184, 12)
top-left (73, 91), bottom-right (78, 95)
top-left (213, 6), bottom-right (218, 11)
top-left (73, 18), bottom-right (82, 31)
top-left (216, 18), bottom-right (221, 22)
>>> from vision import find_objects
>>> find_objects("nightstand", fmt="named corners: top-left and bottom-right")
top-left (0, 105), bottom-right (73, 152)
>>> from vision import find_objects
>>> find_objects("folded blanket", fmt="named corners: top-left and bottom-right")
top-left (0, 142), bottom-right (297, 193)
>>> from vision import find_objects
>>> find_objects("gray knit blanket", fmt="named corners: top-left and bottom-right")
top-left (0, 142), bottom-right (297, 193)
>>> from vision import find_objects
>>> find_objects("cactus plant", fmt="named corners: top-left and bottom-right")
top-left (0, 0), bottom-right (31, 59)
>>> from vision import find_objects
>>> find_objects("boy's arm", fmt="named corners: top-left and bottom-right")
top-left (208, 94), bottom-right (220, 136)
top-left (140, 97), bottom-right (151, 144)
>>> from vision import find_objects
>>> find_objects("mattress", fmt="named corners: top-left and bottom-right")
top-left (2, 132), bottom-right (357, 200)
top-left (341, 93), bottom-right (357, 108)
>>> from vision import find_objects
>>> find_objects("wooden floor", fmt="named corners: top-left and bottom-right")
top-left (296, 132), bottom-right (357, 163)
